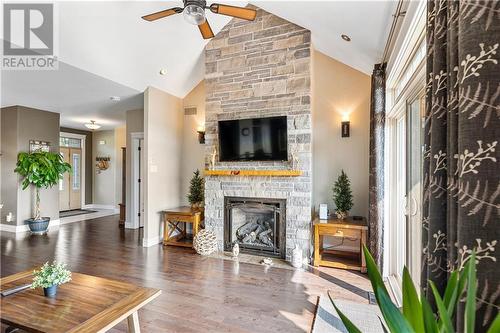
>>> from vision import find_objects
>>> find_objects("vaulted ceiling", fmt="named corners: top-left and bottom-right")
top-left (2, 1), bottom-right (397, 129)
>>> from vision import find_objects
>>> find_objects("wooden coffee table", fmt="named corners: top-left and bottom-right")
top-left (0, 270), bottom-right (161, 332)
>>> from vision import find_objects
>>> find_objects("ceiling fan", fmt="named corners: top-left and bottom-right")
top-left (142, 0), bottom-right (257, 39)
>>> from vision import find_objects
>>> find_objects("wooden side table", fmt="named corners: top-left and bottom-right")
top-left (162, 206), bottom-right (203, 248)
top-left (313, 216), bottom-right (368, 273)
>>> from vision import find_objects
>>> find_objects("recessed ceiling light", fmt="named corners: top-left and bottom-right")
top-left (110, 96), bottom-right (121, 102)
top-left (159, 68), bottom-right (167, 75)
top-left (341, 34), bottom-right (351, 42)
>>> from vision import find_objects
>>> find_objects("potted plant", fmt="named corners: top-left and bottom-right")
top-left (14, 151), bottom-right (71, 234)
top-left (31, 261), bottom-right (71, 298)
top-left (187, 169), bottom-right (204, 209)
top-left (331, 245), bottom-right (500, 332)
top-left (332, 170), bottom-right (353, 219)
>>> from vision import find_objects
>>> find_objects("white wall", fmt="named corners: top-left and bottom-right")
top-left (143, 86), bottom-right (183, 246)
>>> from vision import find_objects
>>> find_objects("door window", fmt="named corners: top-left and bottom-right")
top-left (72, 153), bottom-right (80, 190)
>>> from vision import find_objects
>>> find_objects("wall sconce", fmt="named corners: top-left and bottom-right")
top-left (197, 125), bottom-right (205, 144)
top-left (341, 114), bottom-right (350, 138)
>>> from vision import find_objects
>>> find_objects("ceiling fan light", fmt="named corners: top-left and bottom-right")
top-left (183, 4), bottom-right (206, 25)
top-left (84, 120), bottom-right (101, 130)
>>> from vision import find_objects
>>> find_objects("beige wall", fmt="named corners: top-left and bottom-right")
top-left (312, 50), bottom-right (371, 218)
top-left (1, 106), bottom-right (60, 226)
top-left (180, 81), bottom-right (205, 205)
top-left (92, 128), bottom-right (125, 207)
top-left (143, 87), bottom-right (183, 245)
top-left (93, 130), bottom-right (116, 206)
top-left (1, 107), bottom-right (19, 226)
top-left (125, 108), bottom-right (144, 226)
top-left (114, 126), bottom-right (126, 207)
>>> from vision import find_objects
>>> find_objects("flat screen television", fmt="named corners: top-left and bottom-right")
top-left (218, 116), bottom-right (288, 162)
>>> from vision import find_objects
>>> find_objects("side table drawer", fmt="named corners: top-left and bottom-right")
top-left (317, 225), bottom-right (361, 239)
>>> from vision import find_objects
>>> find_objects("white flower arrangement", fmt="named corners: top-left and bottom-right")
top-left (31, 261), bottom-right (72, 289)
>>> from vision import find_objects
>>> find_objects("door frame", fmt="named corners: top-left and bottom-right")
top-left (60, 132), bottom-right (86, 209)
top-left (130, 132), bottom-right (144, 229)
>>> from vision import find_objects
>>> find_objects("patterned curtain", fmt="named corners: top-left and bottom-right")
top-left (368, 63), bottom-right (386, 269)
top-left (422, 0), bottom-right (499, 330)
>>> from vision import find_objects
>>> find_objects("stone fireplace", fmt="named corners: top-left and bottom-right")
top-left (204, 6), bottom-right (312, 261)
top-left (224, 197), bottom-right (286, 258)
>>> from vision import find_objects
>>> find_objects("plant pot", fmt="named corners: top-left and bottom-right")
top-left (43, 285), bottom-right (58, 298)
top-left (335, 211), bottom-right (348, 220)
top-left (26, 217), bottom-right (50, 235)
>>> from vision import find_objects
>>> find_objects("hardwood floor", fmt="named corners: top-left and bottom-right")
top-left (0, 215), bottom-right (372, 332)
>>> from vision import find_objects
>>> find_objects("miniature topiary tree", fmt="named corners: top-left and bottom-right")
top-left (332, 170), bottom-right (353, 219)
top-left (187, 170), bottom-right (204, 208)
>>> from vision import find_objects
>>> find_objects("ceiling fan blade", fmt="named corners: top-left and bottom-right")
top-left (209, 4), bottom-right (257, 21)
top-left (198, 20), bottom-right (214, 39)
top-left (142, 7), bottom-right (183, 21)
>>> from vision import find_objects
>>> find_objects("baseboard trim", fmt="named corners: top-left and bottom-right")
top-left (142, 235), bottom-right (162, 247)
top-left (124, 221), bottom-right (138, 229)
top-left (0, 219), bottom-right (60, 234)
top-left (83, 204), bottom-right (118, 211)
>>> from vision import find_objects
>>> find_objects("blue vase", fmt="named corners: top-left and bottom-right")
top-left (43, 285), bottom-right (57, 297)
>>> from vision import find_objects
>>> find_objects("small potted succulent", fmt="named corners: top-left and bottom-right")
top-left (31, 262), bottom-right (72, 298)
top-left (14, 151), bottom-right (71, 234)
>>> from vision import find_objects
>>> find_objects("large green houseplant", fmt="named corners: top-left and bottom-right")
top-left (14, 151), bottom-right (71, 234)
top-left (331, 245), bottom-right (500, 333)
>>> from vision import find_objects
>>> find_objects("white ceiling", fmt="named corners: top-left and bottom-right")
top-left (1, 61), bottom-right (143, 130)
top-left (254, 1), bottom-right (397, 75)
top-left (1, 1), bottom-right (397, 130)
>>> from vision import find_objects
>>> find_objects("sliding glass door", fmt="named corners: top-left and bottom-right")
top-left (406, 94), bottom-right (424, 281)
top-left (387, 91), bottom-right (424, 288)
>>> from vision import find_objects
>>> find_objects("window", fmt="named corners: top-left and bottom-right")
top-left (72, 153), bottom-right (80, 190)
top-left (60, 137), bottom-right (81, 148)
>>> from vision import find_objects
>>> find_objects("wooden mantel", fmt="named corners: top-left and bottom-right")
top-left (204, 169), bottom-right (302, 177)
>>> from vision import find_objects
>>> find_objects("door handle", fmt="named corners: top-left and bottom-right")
top-left (410, 196), bottom-right (418, 216)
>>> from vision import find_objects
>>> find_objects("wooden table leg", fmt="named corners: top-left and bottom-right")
top-left (360, 229), bottom-right (367, 273)
top-left (127, 311), bottom-right (140, 333)
top-left (313, 225), bottom-right (320, 266)
top-left (162, 214), bottom-right (168, 245)
top-left (193, 213), bottom-right (200, 238)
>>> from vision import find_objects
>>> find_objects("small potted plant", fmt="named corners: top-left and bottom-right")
top-left (187, 170), bottom-right (204, 209)
top-left (332, 170), bottom-right (353, 219)
top-left (31, 261), bottom-right (72, 298)
top-left (14, 151), bottom-right (71, 234)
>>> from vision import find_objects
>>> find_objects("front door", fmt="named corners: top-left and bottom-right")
top-left (59, 138), bottom-right (82, 211)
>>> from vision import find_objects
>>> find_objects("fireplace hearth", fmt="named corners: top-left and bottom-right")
top-left (224, 197), bottom-right (286, 259)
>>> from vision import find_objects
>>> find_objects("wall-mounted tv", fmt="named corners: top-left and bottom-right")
top-left (218, 116), bottom-right (288, 162)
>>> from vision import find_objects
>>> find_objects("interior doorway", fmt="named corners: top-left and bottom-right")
top-left (59, 134), bottom-right (85, 211)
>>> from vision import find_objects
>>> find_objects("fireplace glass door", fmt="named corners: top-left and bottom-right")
top-left (224, 197), bottom-right (286, 259)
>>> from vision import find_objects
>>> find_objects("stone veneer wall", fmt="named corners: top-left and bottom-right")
top-left (204, 7), bottom-right (312, 260)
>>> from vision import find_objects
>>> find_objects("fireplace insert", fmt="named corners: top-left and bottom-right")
top-left (224, 197), bottom-right (286, 259)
